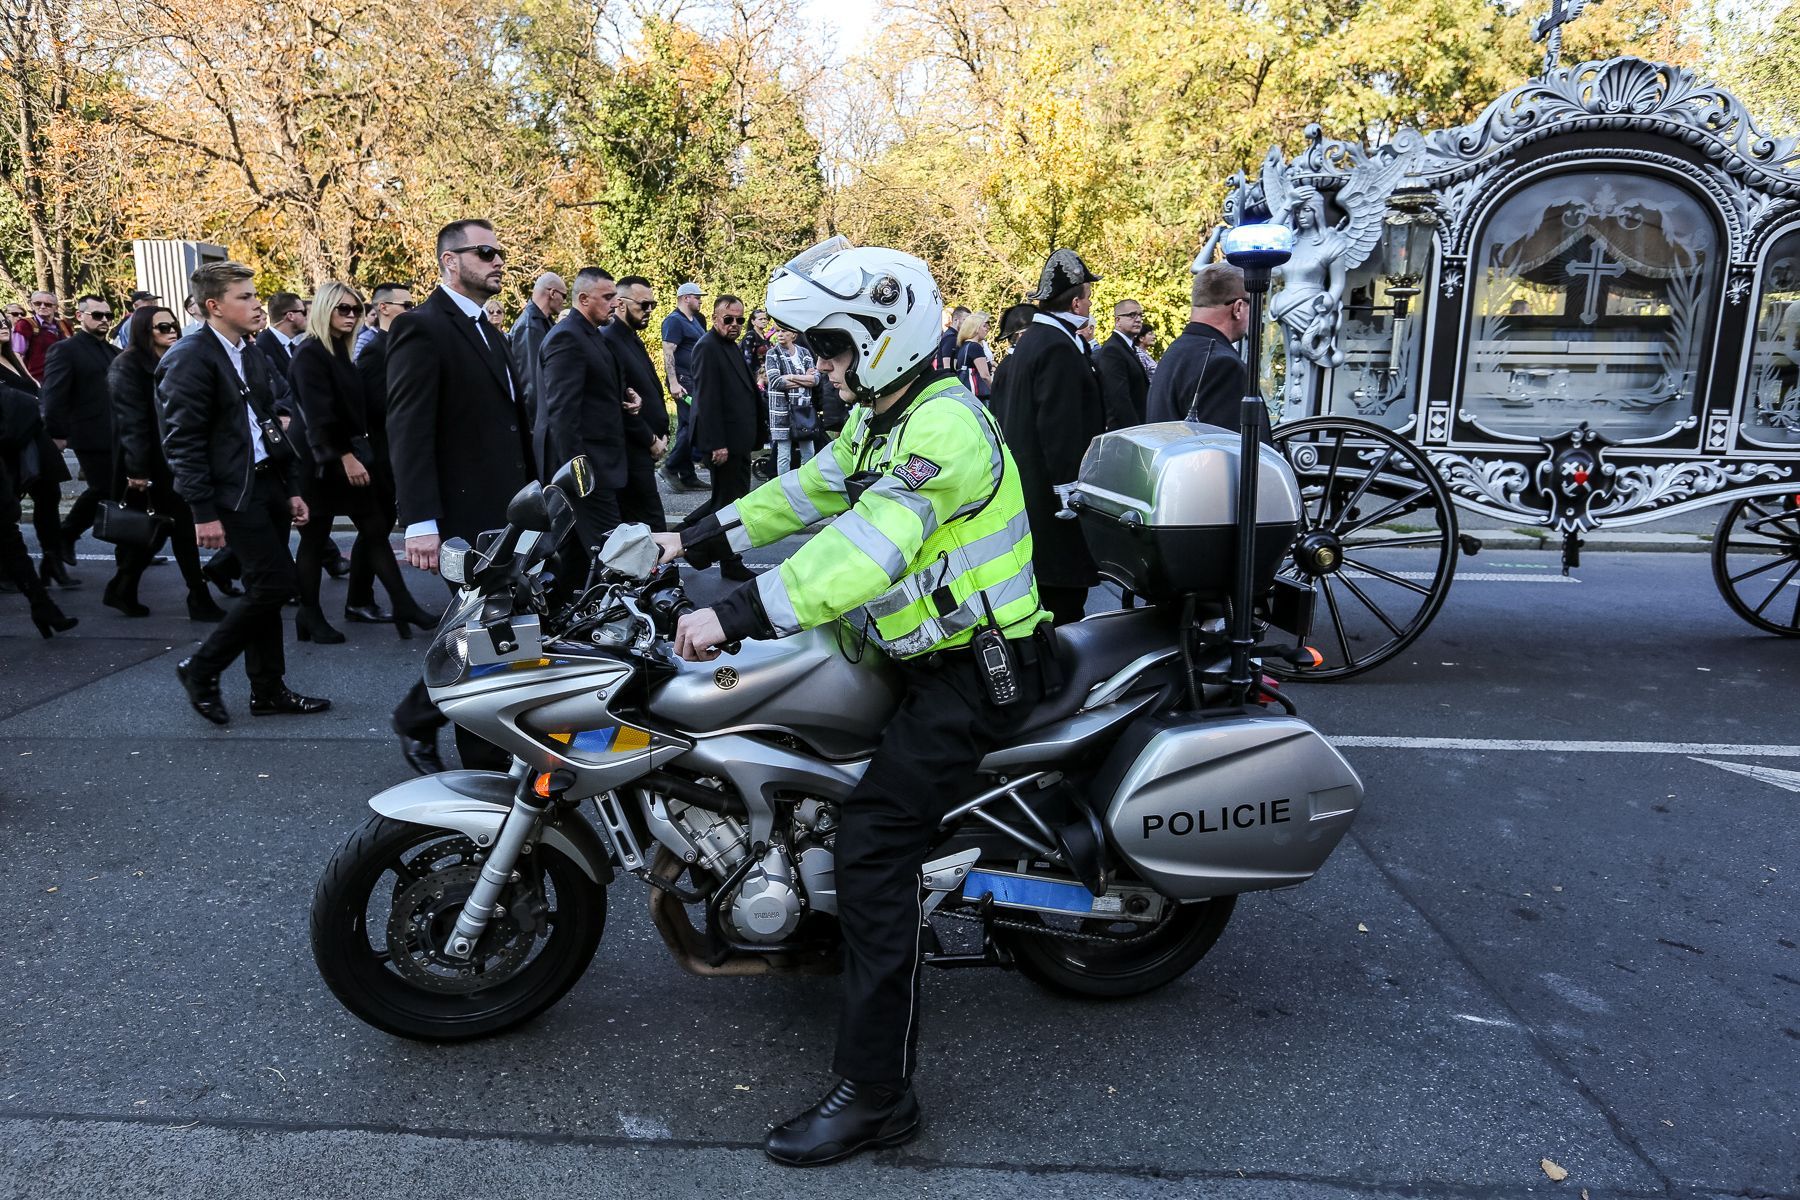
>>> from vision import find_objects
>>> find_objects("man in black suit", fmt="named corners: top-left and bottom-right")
top-left (1146, 263), bottom-right (1260, 438)
top-left (387, 217), bottom-right (537, 774)
top-left (341, 281), bottom-right (410, 622)
top-left (538, 266), bottom-right (628, 555)
top-left (509, 272), bottom-right (565, 427)
top-left (995, 249), bottom-right (1107, 626)
top-left (158, 261), bottom-right (329, 725)
top-left (603, 275), bottom-right (669, 532)
top-left (255, 290), bottom-right (350, 580)
top-left (1096, 297), bottom-right (1149, 430)
top-left (40, 295), bottom-right (120, 573)
top-left (682, 295), bottom-right (757, 582)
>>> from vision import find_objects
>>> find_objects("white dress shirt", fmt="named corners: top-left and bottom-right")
top-left (210, 325), bottom-right (269, 465)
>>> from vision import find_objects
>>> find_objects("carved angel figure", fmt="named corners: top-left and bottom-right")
top-left (1259, 144), bottom-right (1414, 370)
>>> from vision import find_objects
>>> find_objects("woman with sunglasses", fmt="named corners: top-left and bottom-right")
top-left (289, 282), bottom-right (437, 642)
top-left (0, 310), bottom-right (74, 588)
top-left (107, 306), bottom-right (229, 620)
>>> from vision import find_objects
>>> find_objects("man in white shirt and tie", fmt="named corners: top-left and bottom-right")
top-left (384, 218), bottom-right (539, 775)
top-left (156, 261), bottom-right (331, 726)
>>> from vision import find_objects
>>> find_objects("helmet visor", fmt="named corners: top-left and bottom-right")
top-left (805, 326), bottom-right (857, 361)
top-left (773, 235), bottom-right (879, 303)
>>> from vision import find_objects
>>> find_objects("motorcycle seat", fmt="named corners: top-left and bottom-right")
top-left (1016, 605), bottom-right (1179, 734)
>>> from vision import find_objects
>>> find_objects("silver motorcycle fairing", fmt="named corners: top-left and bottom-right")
top-left (648, 622), bottom-right (901, 759)
top-left (673, 733), bottom-right (868, 845)
top-left (1103, 712), bottom-right (1364, 900)
top-left (367, 770), bottom-right (612, 884)
top-left (431, 653), bottom-right (689, 790)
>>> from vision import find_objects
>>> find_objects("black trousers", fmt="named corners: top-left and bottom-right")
top-left (25, 474), bottom-right (64, 563)
top-left (65, 448), bottom-right (115, 548)
top-left (1039, 585), bottom-right (1089, 627)
top-left (832, 644), bottom-right (1046, 1083)
top-left (297, 468), bottom-right (417, 615)
top-left (187, 470), bottom-right (297, 691)
top-left (345, 461), bottom-right (398, 609)
top-left (679, 454), bottom-right (751, 570)
top-left (0, 458), bottom-right (55, 611)
top-left (619, 452), bottom-right (666, 532)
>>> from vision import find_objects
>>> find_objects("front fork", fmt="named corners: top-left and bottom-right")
top-left (444, 760), bottom-right (545, 960)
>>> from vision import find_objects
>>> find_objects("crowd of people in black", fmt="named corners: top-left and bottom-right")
top-left (0, 229), bottom-right (1255, 776)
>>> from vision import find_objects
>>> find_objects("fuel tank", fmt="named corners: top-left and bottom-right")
top-left (647, 621), bottom-right (901, 759)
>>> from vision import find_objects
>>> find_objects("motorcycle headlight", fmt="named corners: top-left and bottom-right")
top-left (424, 623), bottom-right (471, 687)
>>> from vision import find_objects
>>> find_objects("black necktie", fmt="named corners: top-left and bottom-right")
top-left (475, 316), bottom-right (511, 394)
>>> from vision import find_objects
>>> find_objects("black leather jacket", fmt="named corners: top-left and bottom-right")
top-left (110, 348), bottom-right (165, 482)
top-left (155, 327), bottom-right (301, 522)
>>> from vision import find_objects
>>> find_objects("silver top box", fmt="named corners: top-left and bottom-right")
top-left (1074, 422), bottom-right (1301, 529)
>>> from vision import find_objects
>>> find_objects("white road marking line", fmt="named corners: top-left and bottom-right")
top-left (1690, 758), bottom-right (1800, 793)
top-left (1343, 569), bottom-right (1577, 584)
top-left (1332, 736), bottom-right (1800, 757)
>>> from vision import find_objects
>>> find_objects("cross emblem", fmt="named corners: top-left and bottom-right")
top-left (1565, 243), bottom-right (1624, 325)
top-left (1531, 0), bottom-right (1591, 73)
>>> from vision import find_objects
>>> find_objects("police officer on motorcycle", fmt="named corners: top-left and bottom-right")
top-left (653, 239), bottom-right (1055, 1166)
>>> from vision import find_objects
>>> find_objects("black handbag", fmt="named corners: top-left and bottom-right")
top-left (93, 498), bottom-right (171, 552)
top-left (787, 395), bottom-right (820, 442)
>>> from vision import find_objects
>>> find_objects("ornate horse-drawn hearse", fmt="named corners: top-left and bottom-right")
top-left (1226, 45), bottom-right (1800, 678)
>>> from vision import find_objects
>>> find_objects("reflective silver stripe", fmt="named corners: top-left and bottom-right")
top-left (865, 476), bottom-right (941, 543)
top-left (866, 569), bottom-right (930, 619)
top-left (780, 471), bottom-right (823, 527)
top-left (949, 510), bottom-right (1033, 578)
top-left (869, 562), bottom-right (1038, 658)
top-left (813, 447), bottom-right (848, 492)
top-left (834, 511), bottom-right (910, 581)
top-left (756, 567), bottom-right (802, 636)
top-left (716, 503), bottom-right (753, 554)
top-left (943, 391), bottom-right (1005, 519)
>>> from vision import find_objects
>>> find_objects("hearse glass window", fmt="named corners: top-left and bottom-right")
top-left (1743, 229), bottom-right (1800, 448)
top-left (1461, 172), bottom-right (1718, 441)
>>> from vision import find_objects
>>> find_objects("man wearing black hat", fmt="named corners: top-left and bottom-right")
top-left (993, 249), bottom-right (1106, 626)
top-left (113, 290), bottom-right (160, 349)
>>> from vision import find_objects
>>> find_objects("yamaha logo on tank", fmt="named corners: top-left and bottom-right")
top-left (714, 666), bottom-right (739, 690)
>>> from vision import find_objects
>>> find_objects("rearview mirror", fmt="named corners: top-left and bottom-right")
top-left (505, 481), bottom-right (552, 532)
top-left (551, 456), bottom-right (595, 499)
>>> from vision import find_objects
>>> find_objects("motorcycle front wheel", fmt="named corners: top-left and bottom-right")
top-left (998, 894), bottom-right (1235, 999)
top-left (310, 815), bottom-right (606, 1041)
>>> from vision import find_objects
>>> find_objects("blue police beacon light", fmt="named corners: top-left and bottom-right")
top-left (1220, 221), bottom-right (1295, 279)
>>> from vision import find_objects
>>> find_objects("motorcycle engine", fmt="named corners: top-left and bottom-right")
top-left (727, 845), bottom-right (804, 943)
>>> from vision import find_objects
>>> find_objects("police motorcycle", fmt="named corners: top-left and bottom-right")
top-left (310, 358), bottom-right (1364, 1045)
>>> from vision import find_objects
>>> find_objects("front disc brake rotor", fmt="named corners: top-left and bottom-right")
top-left (386, 863), bottom-right (535, 994)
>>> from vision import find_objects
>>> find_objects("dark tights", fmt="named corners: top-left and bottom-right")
top-left (296, 488), bottom-right (416, 615)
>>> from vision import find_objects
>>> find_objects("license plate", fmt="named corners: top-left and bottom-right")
top-left (962, 869), bottom-right (1117, 917)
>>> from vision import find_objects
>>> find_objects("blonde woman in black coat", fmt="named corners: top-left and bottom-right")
top-left (288, 282), bottom-right (436, 643)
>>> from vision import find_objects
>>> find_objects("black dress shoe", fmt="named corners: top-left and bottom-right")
top-left (764, 1079), bottom-right (920, 1167)
top-left (342, 603), bottom-right (392, 624)
top-left (176, 658), bottom-right (230, 726)
top-left (249, 687), bottom-right (332, 716)
top-left (187, 591), bottom-right (227, 622)
top-left (397, 732), bottom-right (445, 775)
top-left (719, 559), bottom-right (756, 582)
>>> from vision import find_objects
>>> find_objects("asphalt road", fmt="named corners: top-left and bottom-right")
top-left (0, 534), bottom-right (1796, 1199)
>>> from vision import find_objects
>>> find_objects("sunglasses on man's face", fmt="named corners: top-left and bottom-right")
top-left (83, 309), bottom-right (112, 320)
top-left (6, 310), bottom-right (24, 319)
top-left (382, 299), bottom-right (415, 310)
top-left (719, 315), bottom-right (744, 327)
top-left (152, 321), bottom-right (181, 334)
top-left (451, 244), bottom-right (506, 264)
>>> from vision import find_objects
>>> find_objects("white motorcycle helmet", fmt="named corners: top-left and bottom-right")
top-left (764, 237), bottom-right (944, 403)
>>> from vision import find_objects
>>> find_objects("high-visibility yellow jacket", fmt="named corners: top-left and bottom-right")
top-left (695, 374), bottom-right (1049, 657)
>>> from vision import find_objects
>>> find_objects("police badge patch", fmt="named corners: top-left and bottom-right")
top-left (894, 454), bottom-right (941, 490)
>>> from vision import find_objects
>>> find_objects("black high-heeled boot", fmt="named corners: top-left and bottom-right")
top-left (30, 595), bottom-right (79, 639)
top-left (294, 605), bottom-right (346, 644)
top-left (391, 602), bottom-right (442, 640)
top-left (39, 554), bottom-right (81, 589)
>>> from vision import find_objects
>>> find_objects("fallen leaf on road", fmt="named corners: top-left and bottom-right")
top-left (44, 886), bottom-right (57, 893)
top-left (1357, 923), bottom-right (1369, 933)
top-left (733, 1084), bottom-right (751, 1091)
top-left (1541, 1158), bottom-right (1568, 1181)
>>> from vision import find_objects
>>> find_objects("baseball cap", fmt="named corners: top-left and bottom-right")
top-left (676, 282), bottom-right (703, 298)
top-left (129, 289), bottom-right (159, 302)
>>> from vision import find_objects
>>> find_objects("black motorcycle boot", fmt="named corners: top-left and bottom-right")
top-left (764, 1078), bottom-right (920, 1167)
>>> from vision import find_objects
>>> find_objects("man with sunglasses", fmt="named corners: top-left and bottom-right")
top-left (354, 283), bottom-right (413, 360)
top-left (682, 295), bottom-right (758, 581)
top-left (1097, 296), bottom-right (1150, 429)
top-left (602, 276), bottom-right (670, 531)
top-left (40, 296), bottom-right (122, 578)
top-left (386, 218), bottom-right (537, 775)
top-left (1146, 262), bottom-right (1260, 437)
top-left (14, 291), bottom-right (71, 381)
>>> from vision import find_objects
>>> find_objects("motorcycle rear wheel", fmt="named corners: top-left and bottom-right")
top-left (999, 895), bottom-right (1235, 999)
top-left (310, 815), bottom-right (606, 1041)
